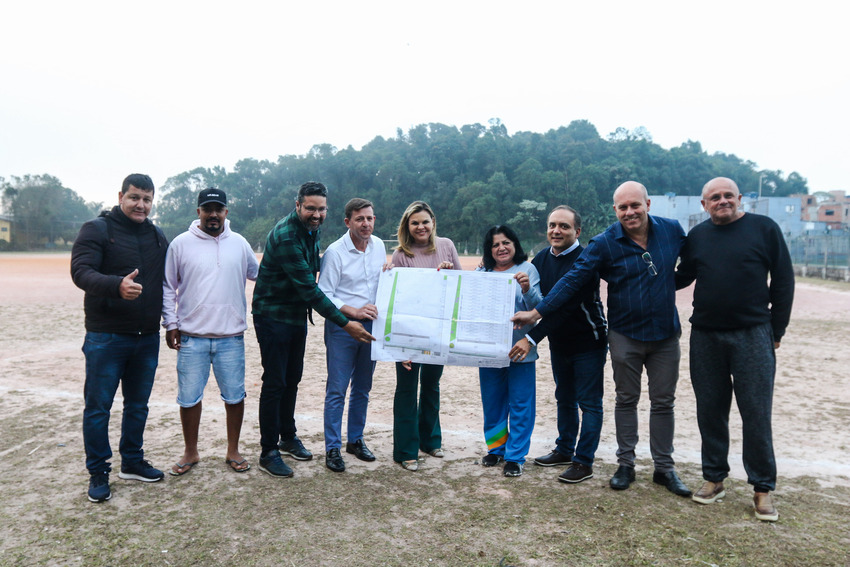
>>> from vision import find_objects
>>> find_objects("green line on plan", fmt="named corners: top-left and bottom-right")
top-left (384, 271), bottom-right (399, 340)
top-left (449, 275), bottom-right (462, 347)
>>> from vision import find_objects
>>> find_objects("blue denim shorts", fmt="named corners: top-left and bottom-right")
top-left (176, 335), bottom-right (246, 406)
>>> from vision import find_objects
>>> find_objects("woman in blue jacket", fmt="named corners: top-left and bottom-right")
top-left (476, 225), bottom-right (542, 477)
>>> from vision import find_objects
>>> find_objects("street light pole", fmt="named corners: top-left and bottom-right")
top-left (758, 173), bottom-right (767, 198)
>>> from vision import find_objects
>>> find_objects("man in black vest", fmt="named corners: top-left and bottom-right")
top-left (510, 206), bottom-right (607, 483)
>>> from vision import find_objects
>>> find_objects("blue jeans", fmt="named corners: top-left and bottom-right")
top-left (550, 346), bottom-right (607, 466)
top-left (479, 362), bottom-right (536, 464)
top-left (690, 323), bottom-right (777, 492)
top-left (82, 331), bottom-right (159, 475)
top-left (254, 314), bottom-right (307, 454)
top-left (176, 335), bottom-right (246, 406)
top-left (324, 320), bottom-right (375, 451)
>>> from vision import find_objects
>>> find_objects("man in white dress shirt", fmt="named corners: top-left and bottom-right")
top-left (317, 198), bottom-right (387, 472)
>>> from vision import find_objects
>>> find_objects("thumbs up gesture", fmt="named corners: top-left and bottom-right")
top-left (119, 268), bottom-right (143, 300)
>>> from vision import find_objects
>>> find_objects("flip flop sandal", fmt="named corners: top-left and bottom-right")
top-left (169, 461), bottom-right (199, 476)
top-left (225, 458), bottom-right (251, 473)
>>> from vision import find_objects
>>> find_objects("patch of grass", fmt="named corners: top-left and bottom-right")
top-left (0, 398), bottom-right (77, 453)
top-left (796, 276), bottom-right (850, 292)
top-left (1, 456), bottom-right (848, 566)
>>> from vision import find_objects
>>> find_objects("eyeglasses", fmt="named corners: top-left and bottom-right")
top-left (641, 252), bottom-right (658, 277)
top-left (301, 206), bottom-right (328, 214)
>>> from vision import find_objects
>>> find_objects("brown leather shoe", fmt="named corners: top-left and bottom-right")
top-left (692, 481), bottom-right (726, 504)
top-left (753, 492), bottom-right (779, 522)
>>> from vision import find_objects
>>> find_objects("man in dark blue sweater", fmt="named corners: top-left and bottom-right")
top-left (509, 206), bottom-right (607, 484)
top-left (676, 177), bottom-right (794, 522)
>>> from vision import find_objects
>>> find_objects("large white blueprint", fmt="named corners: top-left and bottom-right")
top-left (371, 267), bottom-right (515, 368)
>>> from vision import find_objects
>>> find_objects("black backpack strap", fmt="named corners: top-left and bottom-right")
top-left (94, 217), bottom-right (115, 245)
top-left (93, 216), bottom-right (115, 245)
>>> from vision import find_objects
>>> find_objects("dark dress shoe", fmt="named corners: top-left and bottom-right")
top-left (653, 470), bottom-right (692, 497)
top-left (325, 448), bottom-right (346, 472)
top-left (345, 439), bottom-right (376, 462)
top-left (609, 465), bottom-right (636, 490)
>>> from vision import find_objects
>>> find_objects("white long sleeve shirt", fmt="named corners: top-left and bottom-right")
top-left (318, 232), bottom-right (385, 311)
top-left (162, 219), bottom-right (259, 337)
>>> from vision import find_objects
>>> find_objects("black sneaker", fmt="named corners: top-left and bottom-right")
top-left (533, 450), bottom-right (572, 467)
top-left (326, 448), bottom-right (346, 473)
top-left (558, 463), bottom-right (594, 484)
top-left (87, 472), bottom-right (111, 503)
top-left (481, 453), bottom-right (504, 467)
top-left (503, 461), bottom-right (523, 477)
top-left (259, 450), bottom-right (294, 478)
top-left (279, 436), bottom-right (313, 461)
top-left (118, 460), bottom-right (164, 482)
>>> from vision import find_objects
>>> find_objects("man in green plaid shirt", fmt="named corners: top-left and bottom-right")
top-left (252, 181), bottom-right (375, 478)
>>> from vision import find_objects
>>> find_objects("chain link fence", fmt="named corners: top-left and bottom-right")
top-left (788, 233), bottom-right (850, 281)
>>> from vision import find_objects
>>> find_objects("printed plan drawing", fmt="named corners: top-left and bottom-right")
top-left (371, 268), bottom-right (515, 368)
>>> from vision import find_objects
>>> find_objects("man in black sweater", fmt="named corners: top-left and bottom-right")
top-left (676, 177), bottom-right (794, 522)
top-left (71, 174), bottom-right (169, 503)
top-left (509, 206), bottom-right (607, 483)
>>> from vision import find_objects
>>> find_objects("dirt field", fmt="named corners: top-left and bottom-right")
top-left (1, 252), bottom-right (849, 566)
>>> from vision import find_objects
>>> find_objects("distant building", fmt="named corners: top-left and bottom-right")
top-left (649, 193), bottom-right (836, 237)
top-left (738, 195), bottom-right (808, 237)
top-left (647, 194), bottom-right (704, 233)
top-left (797, 194), bottom-right (821, 222)
top-left (0, 215), bottom-right (12, 243)
top-left (793, 191), bottom-right (850, 230)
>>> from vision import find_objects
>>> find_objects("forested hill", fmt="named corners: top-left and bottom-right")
top-left (153, 119), bottom-right (808, 251)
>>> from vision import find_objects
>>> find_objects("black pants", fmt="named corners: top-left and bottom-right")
top-left (254, 314), bottom-right (307, 454)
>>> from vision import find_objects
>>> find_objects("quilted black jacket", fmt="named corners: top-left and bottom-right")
top-left (70, 206), bottom-right (168, 334)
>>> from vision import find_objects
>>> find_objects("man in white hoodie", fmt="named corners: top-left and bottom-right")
top-left (162, 188), bottom-right (260, 476)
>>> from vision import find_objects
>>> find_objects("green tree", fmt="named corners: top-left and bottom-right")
top-left (1, 175), bottom-right (99, 249)
top-left (512, 158), bottom-right (544, 201)
top-left (121, 119), bottom-right (811, 251)
top-left (508, 199), bottom-right (548, 249)
top-left (775, 172), bottom-right (808, 197)
top-left (156, 168), bottom-right (217, 240)
top-left (563, 161), bottom-right (615, 238)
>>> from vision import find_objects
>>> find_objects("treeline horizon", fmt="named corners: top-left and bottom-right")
top-left (2, 119), bottom-right (809, 252)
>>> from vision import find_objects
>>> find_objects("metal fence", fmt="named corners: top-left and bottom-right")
top-left (788, 233), bottom-right (850, 281)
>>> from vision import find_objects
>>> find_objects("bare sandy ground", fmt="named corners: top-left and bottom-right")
top-left (1, 252), bottom-right (848, 499)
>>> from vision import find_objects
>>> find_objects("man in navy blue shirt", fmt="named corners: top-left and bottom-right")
top-left (513, 181), bottom-right (690, 497)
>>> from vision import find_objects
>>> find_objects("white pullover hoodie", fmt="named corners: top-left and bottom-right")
top-left (162, 219), bottom-right (259, 337)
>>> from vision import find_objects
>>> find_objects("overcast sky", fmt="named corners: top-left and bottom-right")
top-left (2, 1), bottom-right (847, 206)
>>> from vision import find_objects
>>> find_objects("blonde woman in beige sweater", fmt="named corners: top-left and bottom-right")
top-left (390, 201), bottom-right (461, 471)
